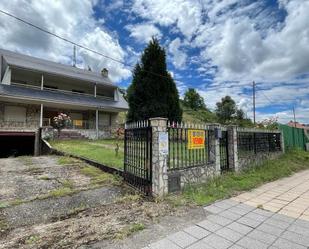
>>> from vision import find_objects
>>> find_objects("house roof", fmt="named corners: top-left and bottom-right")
top-left (0, 84), bottom-right (128, 111)
top-left (0, 48), bottom-right (115, 87)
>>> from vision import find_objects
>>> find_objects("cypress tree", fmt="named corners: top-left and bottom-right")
top-left (127, 38), bottom-right (182, 122)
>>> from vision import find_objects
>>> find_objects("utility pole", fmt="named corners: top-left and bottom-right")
top-left (73, 45), bottom-right (76, 67)
top-left (253, 81), bottom-right (256, 124)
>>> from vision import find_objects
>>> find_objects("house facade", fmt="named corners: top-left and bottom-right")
top-left (0, 49), bottom-right (128, 139)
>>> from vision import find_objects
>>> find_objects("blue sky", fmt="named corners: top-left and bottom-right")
top-left (0, 0), bottom-right (308, 123)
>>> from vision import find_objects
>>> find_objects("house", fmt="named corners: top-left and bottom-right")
top-left (287, 121), bottom-right (309, 140)
top-left (0, 48), bottom-right (128, 142)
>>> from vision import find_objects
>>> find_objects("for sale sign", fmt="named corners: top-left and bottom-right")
top-left (188, 129), bottom-right (205, 149)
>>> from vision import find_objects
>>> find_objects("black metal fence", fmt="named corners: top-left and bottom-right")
top-left (167, 122), bottom-right (210, 170)
top-left (220, 130), bottom-right (229, 172)
top-left (124, 121), bottom-right (152, 195)
top-left (237, 130), bottom-right (281, 159)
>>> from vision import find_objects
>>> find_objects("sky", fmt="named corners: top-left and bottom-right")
top-left (0, 0), bottom-right (308, 124)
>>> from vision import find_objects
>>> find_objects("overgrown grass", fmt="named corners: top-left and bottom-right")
top-left (0, 199), bottom-right (25, 209)
top-left (50, 139), bottom-right (124, 169)
top-left (57, 156), bottom-right (81, 165)
top-left (25, 235), bottom-right (40, 245)
top-left (0, 218), bottom-right (8, 232)
top-left (173, 149), bottom-right (309, 206)
top-left (115, 223), bottom-right (145, 240)
top-left (80, 165), bottom-right (119, 185)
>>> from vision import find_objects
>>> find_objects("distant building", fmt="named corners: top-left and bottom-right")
top-left (287, 121), bottom-right (309, 136)
top-left (0, 48), bottom-right (128, 139)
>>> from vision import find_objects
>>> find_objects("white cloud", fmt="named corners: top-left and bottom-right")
top-left (131, 0), bottom-right (202, 39)
top-left (125, 23), bottom-right (161, 43)
top-left (0, 0), bottom-right (130, 82)
top-left (168, 38), bottom-right (187, 68)
top-left (197, 0), bottom-right (309, 82)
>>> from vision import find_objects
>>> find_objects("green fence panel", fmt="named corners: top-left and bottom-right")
top-left (279, 124), bottom-right (308, 150)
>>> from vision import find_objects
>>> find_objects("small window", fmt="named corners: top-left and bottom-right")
top-left (4, 106), bottom-right (26, 122)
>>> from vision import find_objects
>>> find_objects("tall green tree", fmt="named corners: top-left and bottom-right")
top-left (183, 88), bottom-right (206, 110)
top-left (215, 96), bottom-right (237, 122)
top-left (127, 38), bottom-right (182, 121)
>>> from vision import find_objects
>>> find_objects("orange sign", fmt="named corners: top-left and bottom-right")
top-left (188, 129), bottom-right (205, 149)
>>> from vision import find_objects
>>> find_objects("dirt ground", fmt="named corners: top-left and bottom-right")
top-left (0, 156), bottom-right (200, 249)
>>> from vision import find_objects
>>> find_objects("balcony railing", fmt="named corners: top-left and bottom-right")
top-left (43, 118), bottom-right (111, 131)
top-left (11, 82), bottom-right (115, 101)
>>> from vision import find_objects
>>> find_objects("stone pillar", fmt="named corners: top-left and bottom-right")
top-left (280, 131), bottom-right (285, 153)
top-left (209, 124), bottom-right (221, 175)
top-left (149, 117), bottom-right (169, 197)
top-left (34, 128), bottom-right (42, 156)
top-left (227, 125), bottom-right (239, 172)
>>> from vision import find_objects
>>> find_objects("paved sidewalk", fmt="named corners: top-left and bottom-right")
top-left (143, 170), bottom-right (309, 249)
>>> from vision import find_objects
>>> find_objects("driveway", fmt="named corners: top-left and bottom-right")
top-left (144, 170), bottom-right (309, 249)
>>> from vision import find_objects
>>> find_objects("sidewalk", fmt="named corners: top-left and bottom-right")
top-left (144, 170), bottom-right (309, 249)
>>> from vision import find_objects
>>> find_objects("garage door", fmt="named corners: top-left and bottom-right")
top-left (0, 132), bottom-right (35, 158)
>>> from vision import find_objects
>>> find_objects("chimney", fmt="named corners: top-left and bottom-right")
top-left (101, 68), bottom-right (108, 77)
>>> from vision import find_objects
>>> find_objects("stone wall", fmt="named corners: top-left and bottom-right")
top-left (167, 163), bottom-right (216, 192)
top-left (238, 151), bottom-right (282, 171)
top-left (0, 101), bottom-right (40, 129)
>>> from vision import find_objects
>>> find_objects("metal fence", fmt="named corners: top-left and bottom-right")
top-left (237, 129), bottom-right (281, 159)
top-left (220, 130), bottom-right (229, 172)
top-left (124, 121), bottom-right (152, 195)
top-left (167, 122), bottom-right (210, 170)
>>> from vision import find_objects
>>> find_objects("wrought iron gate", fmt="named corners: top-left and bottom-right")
top-left (124, 121), bottom-right (152, 195)
top-left (220, 130), bottom-right (229, 172)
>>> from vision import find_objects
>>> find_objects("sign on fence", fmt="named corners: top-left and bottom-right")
top-left (159, 132), bottom-right (169, 155)
top-left (188, 129), bottom-right (205, 149)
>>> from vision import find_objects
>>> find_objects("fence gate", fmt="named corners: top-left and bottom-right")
top-left (220, 130), bottom-right (229, 172)
top-left (124, 121), bottom-right (152, 195)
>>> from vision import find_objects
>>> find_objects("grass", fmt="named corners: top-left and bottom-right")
top-left (0, 218), bottom-right (8, 232)
top-left (50, 139), bottom-right (124, 169)
top-left (25, 235), bottom-right (40, 245)
top-left (172, 149), bottom-right (309, 206)
top-left (38, 175), bottom-right (52, 180)
top-left (0, 199), bottom-right (25, 209)
top-left (115, 223), bottom-right (145, 240)
top-left (80, 165), bottom-right (119, 185)
top-left (57, 156), bottom-right (81, 165)
top-left (48, 187), bottom-right (75, 198)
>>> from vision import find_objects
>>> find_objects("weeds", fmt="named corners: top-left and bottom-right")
top-left (173, 150), bottom-right (309, 206)
top-left (115, 223), bottom-right (145, 240)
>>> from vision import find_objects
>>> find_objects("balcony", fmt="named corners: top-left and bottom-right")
top-left (11, 82), bottom-right (114, 101)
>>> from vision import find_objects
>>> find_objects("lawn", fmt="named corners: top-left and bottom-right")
top-left (170, 149), bottom-right (309, 206)
top-left (50, 139), bottom-right (124, 169)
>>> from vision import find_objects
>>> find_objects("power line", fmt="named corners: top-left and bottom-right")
top-left (0, 9), bottom-right (182, 82)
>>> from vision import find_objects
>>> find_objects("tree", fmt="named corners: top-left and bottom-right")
top-left (215, 96), bottom-right (237, 122)
top-left (236, 109), bottom-right (245, 120)
top-left (183, 88), bottom-right (206, 110)
top-left (127, 38), bottom-right (182, 122)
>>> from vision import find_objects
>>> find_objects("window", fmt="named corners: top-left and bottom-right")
top-left (4, 106), bottom-right (26, 122)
